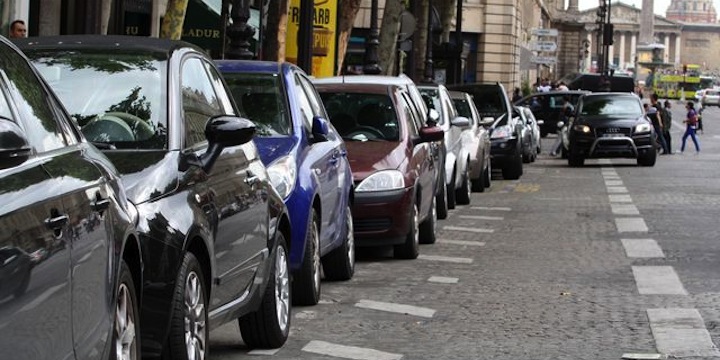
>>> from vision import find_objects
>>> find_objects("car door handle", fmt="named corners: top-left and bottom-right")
top-left (92, 195), bottom-right (111, 213)
top-left (45, 213), bottom-right (69, 230)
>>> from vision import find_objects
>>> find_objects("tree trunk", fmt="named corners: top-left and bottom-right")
top-left (436, 0), bottom-right (456, 43)
top-left (378, 0), bottom-right (404, 75)
top-left (160, 0), bottom-right (188, 40)
top-left (263, 0), bottom-right (290, 61)
top-left (412, 0), bottom-right (429, 82)
top-left (336, 0), bottom-right (362, 74)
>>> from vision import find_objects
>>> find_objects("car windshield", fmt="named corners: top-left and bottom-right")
top-left (222, 73), bottom-right (291, 136)
top-left (579, 96), bottom-right (642, 117)
top-left (25, 50), bottom-right (167, 149)
top-left (319, 92), bottom-right (399, 141)
top-left (452, 97), bottom-right (473, 119)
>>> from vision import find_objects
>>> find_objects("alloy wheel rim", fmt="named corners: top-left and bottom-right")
top-left (184, 271), bottom-right (206, 360)
top-left (346, 209), bottom-right (355, 271)
top-left (274, 247), bottom-right (290, 333)
top-left (115, 283), bottom-right (137, 360)
top-left (311, 221), bottom-right (321, 294)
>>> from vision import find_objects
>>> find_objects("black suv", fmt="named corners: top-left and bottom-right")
top-left (448, 82), bottom-right (524, 180)
top-left (514, 90), bottom-right (588, 137)
top-left (567, 93), bottom-right (656, 167)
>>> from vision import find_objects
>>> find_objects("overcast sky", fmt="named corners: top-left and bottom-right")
top-left (577, 0), bottom-right (682, 16)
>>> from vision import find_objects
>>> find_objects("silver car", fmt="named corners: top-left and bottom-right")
top-left (702, 89), bottom-right (720, 107)
top-left (449, 91), bottom-right (493, 192)
top-left (517, 106), bottom-right (544, 161)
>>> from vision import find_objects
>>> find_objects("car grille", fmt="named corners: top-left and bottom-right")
top-left (354, 218), bottom-right (392, 232)
top-left (596, 127), bottom-right (632, 136)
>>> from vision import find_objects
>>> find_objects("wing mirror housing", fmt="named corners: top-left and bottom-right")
top-left (451, 116), bottom-right (471, 129)
top-left (536, 119), bottom-right (545, 126)
top-left (311, 115), bottom-right (330, 143)
top-left (184, 115), bottom-right (256, 173)
top-left (414, 125), bottom-right (444, 145)
top-left (0, 119), bottom-right (32, 170)
top-left (556, 121), bottom-right (565, 129)
top-left (479, 116), bottom-right (495, 127)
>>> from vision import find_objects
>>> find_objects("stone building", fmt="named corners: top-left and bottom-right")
top-left (666, 0), bottom-right (717, 23)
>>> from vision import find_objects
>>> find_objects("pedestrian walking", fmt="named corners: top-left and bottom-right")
top-left (512, 87), bottom-right (522, 103)
top-left (550, 96), bottom-right (573, 157)
top-left (681, 101), bottom-right (700, 154)
top-left (662, 100), bottom-right (673, 154)
top-left (648, 94), bottom-right (669, 155)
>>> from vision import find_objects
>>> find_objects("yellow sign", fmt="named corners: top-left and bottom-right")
top-left (286, 0), bottom-right (338, 77)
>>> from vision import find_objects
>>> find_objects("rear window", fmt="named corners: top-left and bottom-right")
top-left (579, 96), bottom-right (643, 117)
top-left (706, 90), bottom-right (719, 96)
top-left (319, 92), bottom-right (399, 141)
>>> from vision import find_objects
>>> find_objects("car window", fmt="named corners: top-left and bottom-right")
top-left (292, 74), bottom-right (314, 132)
top-left (419, 88), bottom-right (445, 125)
top-left (297, 74), bottom-right (327, 118)
top-left (319, 91), bottom-right (399, 141)
top-left (0, 82), bottom-right (12, 121)
top-left (400, 92), bottom-right (419, 137)
top-left (452, 97), bottom-right (475, 126)
top-left (203, 61), bottom-right (237, 116)
top-left (181, 57), bottom-right (225, 148)
top-left (0, 45), bottom-right (65, 152)
top-left (26, 49), bottom-right (167, 149)
top-left (580, 96), bottom-right (643, 117)
top-left (223, 72), bottom-right (291, 136)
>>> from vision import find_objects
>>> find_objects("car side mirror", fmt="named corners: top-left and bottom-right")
top-left (414, 125), bottom-right (444, 145)
top-left (556, 121), bottom-right (565, 129)
top-left (450, 116), bottom-right (471, 129)
top-left (311, 116), bottom-right (329, 143)
top-left (0, 119), bottom-right (32, 170)
top-left (536, 119), bottom-right (545, 126)
top-left (479, 116), bottom-right (495, 127)
top-left (184, 115), bottom-right (256, 173)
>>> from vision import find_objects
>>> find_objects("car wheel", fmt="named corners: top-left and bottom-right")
top-left (502, 154), bottom-right (523, 180)
top-left (394, 201), bottom-right (419, 259)
top-left (455, 163), bottom-right (471, 205)
top-left (114, 260), bottom-right (139, 360)
top-left (322, 205), bottom-right (355, 281)
top-left (239, 231), bottom-right (291, 349)
top-left (522, 147), bottom-right (532, 163)
top-left (419, 195), bottom-right (437, 244)
top-left (637, 150), bottom-right (657, 167)
top-left (471, 162), bottom-right (485, 193)
top-left (568, 147), bottom-right (585, 167)
top-left (446, 170), bottom-right (456, 210)
top-left (435, 171), bottom-right (449, 220)
top-left (166, 252), bottom-right (208, 360)
top-left (483, 161), bottom-right (492, 189)
top-left (293, 209), bottom-right (321, 306)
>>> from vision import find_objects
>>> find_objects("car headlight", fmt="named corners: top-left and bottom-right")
top-left (356, 170), bottom-right (405, 192)
top-left (490, 125), bottom-right (513, 139)
top-left (634, 122), bottom-right (651, 133)
top-left (573, 124), bottom-right (591, 133)
top-left (267, 155), bottom-right (296, 199)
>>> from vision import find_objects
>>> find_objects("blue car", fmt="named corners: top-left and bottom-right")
top-left (218, 60), bottom-right (355, 306)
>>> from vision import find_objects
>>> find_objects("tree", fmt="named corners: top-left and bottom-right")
top-left (336, 0), bottom-right (362, 74)
top-left (262, 0), bottom-right (290, 61)
top-left (377, 0), bottom-right (405, 75)
top-left (160, 0), bottom-right (189, 40)
top-left (412, 0), bottom-right (430, 81)
top-left (435, 0), bottom-right (457, 43)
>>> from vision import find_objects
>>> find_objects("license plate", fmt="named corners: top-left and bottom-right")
top-left (602, 133), bottom-right (623, 138)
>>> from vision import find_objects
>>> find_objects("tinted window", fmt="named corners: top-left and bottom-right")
top-left (400, 93), bottom-right (419, 137)
top-left (182, 57), bottom-right (224, 148)
top-left (293, 74), bottom-right (314, 131)
top-left (320, 92), bottom-right (399, 141)
top-left (452, 97), bottom-right (473, 122)
top-left (224, 73), bottom-right (291, 136)
top-left (580, 96), bottom-right (643, 117)
top-left (26, 49), bottom-right (167, 149)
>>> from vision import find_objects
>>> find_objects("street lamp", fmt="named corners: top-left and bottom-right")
top-left (363, 0), bottom-right (382, 74)
top-left (423, 0), bottom-right (434, 83)
top-left (225, 0), bottom-right (255, 60)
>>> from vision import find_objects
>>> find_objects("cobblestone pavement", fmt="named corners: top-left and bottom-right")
top-left (208, 103), bottom-right (720, 360)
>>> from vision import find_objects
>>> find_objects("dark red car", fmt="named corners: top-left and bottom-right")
top-left (314, 81), bottom-right (443, 259)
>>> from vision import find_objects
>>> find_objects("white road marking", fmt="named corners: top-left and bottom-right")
top-left (440, 239), bottom-right (486, 247)
top-left (443, 226), bottom-right (494, 233)
top-left (459, 215), bottom-right (504, 221)
top-left (248, 348), bottom-right (282, 355)
top-left (418, 254), bottom-right (473, 264)
top-left (611, 204), bottom-right (640, 215)
top-left (428, 276), bottom-right (459, 284)
top-left (598, 159), bottom-right (614, 165)
top-left (603, 175), bottom-right (621, 180)
top-left (620, 353), bottom-right (664, 360)
top-left (615, 218), bottom-right (648, 232)
top-left (647, 308), bottom-right (720, 358)
top-left (621, 239), bottom-right (665, 258)
top-left (471, 206), bottom-right (512, 211)
top-left (355, 299), bottom-right (436, 318)
top-left (605, 180), bottom-right (624, 186)
top-left (607, 186), bottom-right (629, 193)
top-left (609, 194), bottom-right (633, 203)
top-left (302, 340), bottom-right (403, 360)
top-left (632, 266), bottom-right (688, 295)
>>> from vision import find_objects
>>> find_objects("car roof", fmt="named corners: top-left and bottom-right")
top-left (313, 74), bottom-right (415, 86)
top-left (12, 35), bottom-right (201, 57)
top-left (216, 60), bottom-right (295, 74)
top-left (314, 82), bottom-right (400, 96)
top-left (447, 90), bottom-right (471, 99)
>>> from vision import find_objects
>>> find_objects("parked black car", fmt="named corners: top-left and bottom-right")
top-left (18, 35), bottom-right (292, 359)
top-left (448, 82), bottom-right (525, 180)
top-left (514, 90), bottom-right (588, 137)
top-left (0, 36), bottom-right (142, 359)
top-left (567, 92), bottom-right (656, 167)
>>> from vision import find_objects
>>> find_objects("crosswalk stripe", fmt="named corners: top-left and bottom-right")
top-left (471, 206), bottom-right (512, 211)
top-left (440, 239), bottom-right (486, 247)
top-left (615, 218), bottom-right (648, 232)
top-left (418, 255), bottom-right (473, 264)
top-left (632, 266), bottom-right (687, 295)
top-left (302, 340), bottom-right (403, 360)
top-left (355, 299), bottom-right (436, 318)
top-left (647, 308), bottom-right (720, 358)
top-left (443, 226), bottom-right (494, 233)
top-left (621, 239), bottom-right (665, 258)
top-left (459, 215), bottom-right (504, 221)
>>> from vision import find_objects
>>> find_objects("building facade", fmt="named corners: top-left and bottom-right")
top-left (666, 0), bottom-right (717, 23)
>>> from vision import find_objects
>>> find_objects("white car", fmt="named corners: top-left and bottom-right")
top-left (695, 89), bottom-right (706, 102)
top-left (702, 89), bottom-right (720, 106)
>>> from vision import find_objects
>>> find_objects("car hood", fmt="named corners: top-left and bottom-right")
top-left (253, 136), bottom-right (296, 166)
top-left (345, 141), bottom-right (408, 182)
top-left (103, 151), bottom-right (180, 205)
top-left (577, 115), bottom-right (645, 127)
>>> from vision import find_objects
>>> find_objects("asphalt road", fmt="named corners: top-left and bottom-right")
top-left (208, 100), bottom-right (720, 360)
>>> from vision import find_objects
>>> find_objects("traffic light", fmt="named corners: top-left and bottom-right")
top-left (603, 24), bottom-right (614, 45)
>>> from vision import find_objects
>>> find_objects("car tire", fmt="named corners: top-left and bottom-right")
top-left (455, 163), bottom-right (471, 205)
top-left (239, 231), bottom-right (291, 349)
top-left (502, 154), bottom-right (523, 180)
top-left (113, 260), bottom-right (140, 360)
top-left (394, 201), bottom-right (419, 259)
top-left (419, 195), bottom-right (437, 244)
top-left (292, 209), bottom-right (321, 306)
top-left (637, 150), bottom-right (657, 167)
top-left (166, 252), bottom-right (208, 360)
top-left (446, 170), bottom-right (456, 210)
top-left (322, 205), bottom-right (355, 281)
top-left (435, 171), bottom-right (449, 220)
top-left (522, 147), bottom-right (532, 163)
top-left (483, 161), bottom-right (492, 189)
top-left (471, 162), bottom-right (485, 193)
top-left (568, 147), bottom-right (585, 167)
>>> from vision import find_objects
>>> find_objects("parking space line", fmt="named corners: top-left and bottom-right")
top-left (471, 206), bottom-right (512, 211)
top-left (604, 180), bottom-right (624, 186)
top-left (611, 204), bottom-right (640, 215)
top-left (616, 218), bottom-right (648, 232)
top-left (428, 276), bottom-right (459, 284)
top-left (632, 266), bottom-right (688, 295)
top-left (459, 215), bottom-right (504, 221)
top-left (302, 340), bottom-right (403, 360)
top-left (647, 308), bottom-right (720, 358)
top-left (418, 255), bottom-right (473, 264)
top-left (603, 175), bottom-right (621, 180)
top-left (607, 186), bottom-right (629, 193)
top-left (355, 299), bottom-right (436, 318)
top-left (598, 159), bottom-right (614, 165)
top-left (609, 194), bottom-right (633, 203)
top-left (442, 226), bottom-right (494, 233)
top-left (248, 348), bottom-right (282, 356)
top-left (439, 239), bottom-right (486, 246)
top-left (621, 239), bottom-right (665, 258)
